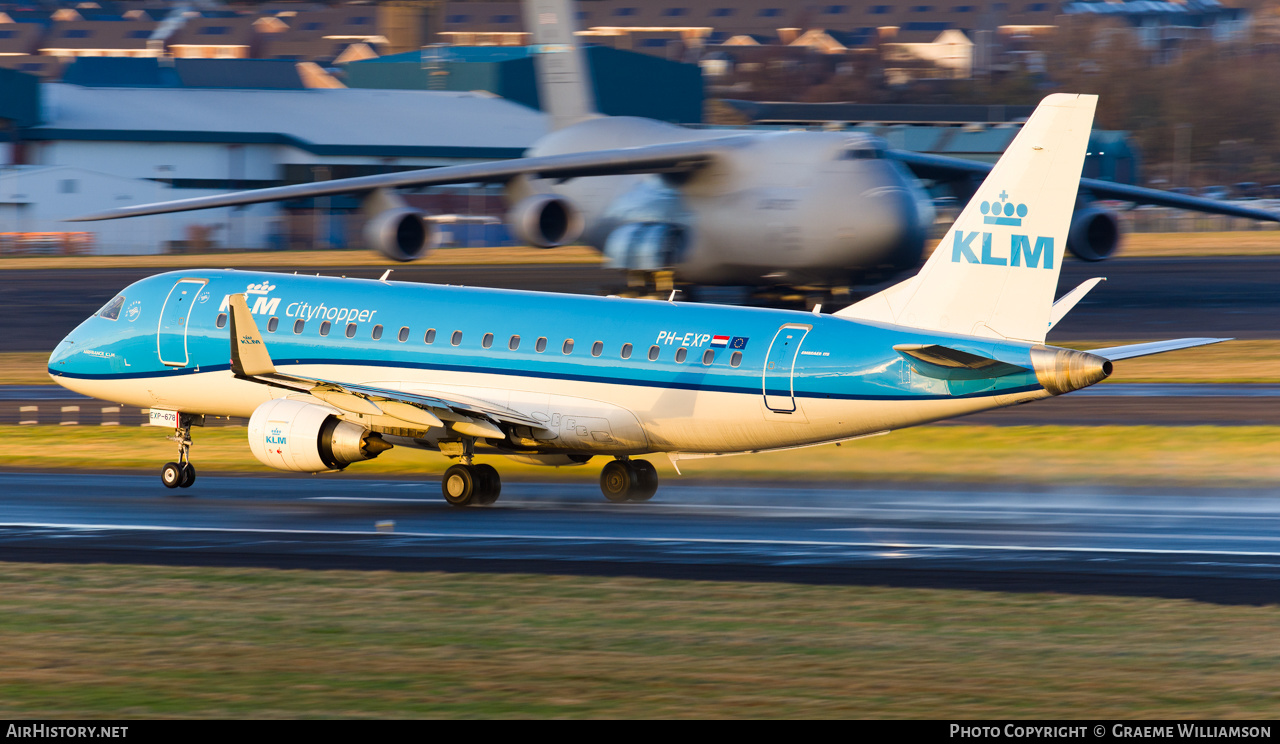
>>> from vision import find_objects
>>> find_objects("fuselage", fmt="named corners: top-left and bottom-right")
top-left (50, 269), bottom-right (1052, 457)
top-left (523, 117), bottom-right (932, 286)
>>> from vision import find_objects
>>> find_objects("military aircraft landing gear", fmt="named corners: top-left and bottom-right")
top-left (161, 414), bottom-right (197, 490)
top-left (600, 458), bottom-right (658, 503)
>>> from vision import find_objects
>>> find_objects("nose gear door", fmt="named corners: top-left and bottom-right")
top-left (157, 278), bottom-right (208, 367)
top-left (762, 323), bottom-right (810, 413)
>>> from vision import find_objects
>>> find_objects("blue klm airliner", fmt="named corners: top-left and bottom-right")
top-left (48, 95), bottom-right (1224, 505)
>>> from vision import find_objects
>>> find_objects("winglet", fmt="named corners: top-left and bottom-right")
top-left (228, 294), bottom-right (276, 377)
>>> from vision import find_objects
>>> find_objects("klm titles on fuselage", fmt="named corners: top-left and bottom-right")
top-left (218, 283), bottom-right (380, 325)
top-left (951, 196), bottom-right (1053, 270)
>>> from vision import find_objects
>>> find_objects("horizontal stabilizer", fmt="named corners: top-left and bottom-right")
top-left (1088, 337), bottom-right (1231, 361)
top-left (1048, 277), bottom-right (1105, 332)
top-left (894, 344), bottom-right (1030, 380)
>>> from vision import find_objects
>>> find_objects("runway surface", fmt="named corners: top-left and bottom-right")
top-left (0, 472), bottom-right (1277, 604)
top-left (4, 255), bottom-right (1280, 352)
top-left (8, 384), bottom-right (1280, 426)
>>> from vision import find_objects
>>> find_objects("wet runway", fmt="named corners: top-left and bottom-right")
top-left (8, 384), bottom-right (1280, 426)
top-left (0, 472), bottom-right (1277, 604)
top-left (4, 255), bottom-right (1280, 352)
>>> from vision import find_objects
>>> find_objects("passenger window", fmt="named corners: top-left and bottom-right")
top-left (562, 339), bottom-right (574, 355)
top-left (267, 317), bottom-right (278, 333)
top-left (648, 345), bottom-right (660, 361)
top-left (451, 330), bottom-right (462, 346)
top-left (215, 313), bottom-right (227, 329)
top-left (702, 349), bottom-right (715, 365)
top-left (320, 321), bottom-right (331, 336)
top-left (591, 341), bottom-right (603, 357)
top-left (345, 323), bottom-right (357, 339)
top-left (424, 328), bottom-right (436, 344)
top-left (398, 326), bottom-right (409, 343)
top-left (97, 295), bottom-right (124, 320)
top-left (294, 319), bottom-right (305, 334)
top-left (536, 337), bottom-right (547, 353)
top-left (730, 351), bottom-right (742, 368)
top-left (372, 324), bottom-right (383, 340)
top-left (482, 333), bottom-right (494, 349)
top-left (621, 343), bottom-right (632, 359)
top-left (675, 347), bottom-right (687, 363)
top-left (509, 335), bottom-right (520, 350)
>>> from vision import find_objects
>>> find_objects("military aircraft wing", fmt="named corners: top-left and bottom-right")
top-left (68, 135), bottom-right (753, 222)
top-left (888, 149), bottom-right (1280, 223)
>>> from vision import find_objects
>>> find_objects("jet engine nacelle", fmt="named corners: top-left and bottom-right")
top-left (364, 207), bottom-right (436, 262)
top-left (508, 194), bottom-right (583, 248)
top-left (248, 398), bottom-right (391, 472)
top-left (1067, 205), bottom-right (1121, 262)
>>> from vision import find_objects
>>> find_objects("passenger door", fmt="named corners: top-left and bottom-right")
top-left (156, 278), bottom-right (207, 367)
top-left (762, 323), bottom-right (810, 413)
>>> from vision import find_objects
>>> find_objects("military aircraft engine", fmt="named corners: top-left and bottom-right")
top-left (1066, 205), bottom-right (1121, 262)
top-left (364, 208), bottom-right (436, 262)
top-left (248, 398), bottom-right (392, 472)
top-left (508, 193), bottom-right (584, 248)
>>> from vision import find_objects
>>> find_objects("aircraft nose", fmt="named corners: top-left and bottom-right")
top-left (47, 330), bottom-right (81, 380)
top-left (856, 182), bottom-right (927, 269)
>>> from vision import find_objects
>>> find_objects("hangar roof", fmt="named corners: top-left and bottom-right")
top-left (23, 83), bottom-right (547, 159)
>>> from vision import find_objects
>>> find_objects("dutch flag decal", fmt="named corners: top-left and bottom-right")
top-left (711, 335), bottom-right (730, 348)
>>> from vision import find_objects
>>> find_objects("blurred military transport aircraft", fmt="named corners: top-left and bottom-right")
top-left (69, 0), bottom-right (1279, 290)
top-left (51, 93), bottom-right (1226, 505)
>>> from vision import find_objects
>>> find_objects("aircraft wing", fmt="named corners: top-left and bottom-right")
top-left (889, 149), bottom-right (1280, 223)
top-left (69, 135), bottom-right (752, 222)
top-left (227, 294), bottom-right (544, 436)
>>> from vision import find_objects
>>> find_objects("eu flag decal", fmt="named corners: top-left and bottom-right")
top-left (730, 336), bottom-right (749, 350)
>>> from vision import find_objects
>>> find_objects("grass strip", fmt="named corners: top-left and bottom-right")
top-left (1057, 339), bottom-right (1280, 383)
top-left (1119, 231), bottom-right (1280, 257)
top-left (3, 424), bottom-right (1278, 487)
top-left (8, 340), bottom-right (1280, 387)
top-left (0, 562), bottom-right (1275, 718)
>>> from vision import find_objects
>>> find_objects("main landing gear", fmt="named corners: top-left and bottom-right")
top-left (161, 414), bottom-right (197, 491)
top-left (600, 458), bottom-right (658, 503)
top-left (441, 462), bottom-right (501, 507)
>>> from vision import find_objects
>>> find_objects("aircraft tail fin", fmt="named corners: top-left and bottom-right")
top-left (524, 0), bottom-right (598, 130)
top-left (836, 94), bottom-right (1097, 344)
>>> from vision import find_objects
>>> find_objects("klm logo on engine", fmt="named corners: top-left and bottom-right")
top-left (265, 426), bottom-right (286, 446)
top-left (952, 192), bottom-right (1053, 270)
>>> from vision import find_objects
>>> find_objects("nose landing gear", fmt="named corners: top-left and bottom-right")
top-left (600, 458), bottom-right (658, 503)
top-left (161, 414), bottom-right (199, 491)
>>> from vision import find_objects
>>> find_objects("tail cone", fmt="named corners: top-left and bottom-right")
top-left (1030, 346), bottom-right (1112, 396)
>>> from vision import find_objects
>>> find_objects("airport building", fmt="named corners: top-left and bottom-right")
top-left (0, 62), bottom-right (546, 253)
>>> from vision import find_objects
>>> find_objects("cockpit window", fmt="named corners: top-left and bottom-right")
top-left (97, 295), bottom-right (124, 321)
top-left (843, 147), bottom-right (882, 160)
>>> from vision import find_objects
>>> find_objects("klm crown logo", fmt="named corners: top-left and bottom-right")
top-left (951, 188), bottom-right (1053, 270)
top-left (980, 191), bottom-right (1028, 227)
